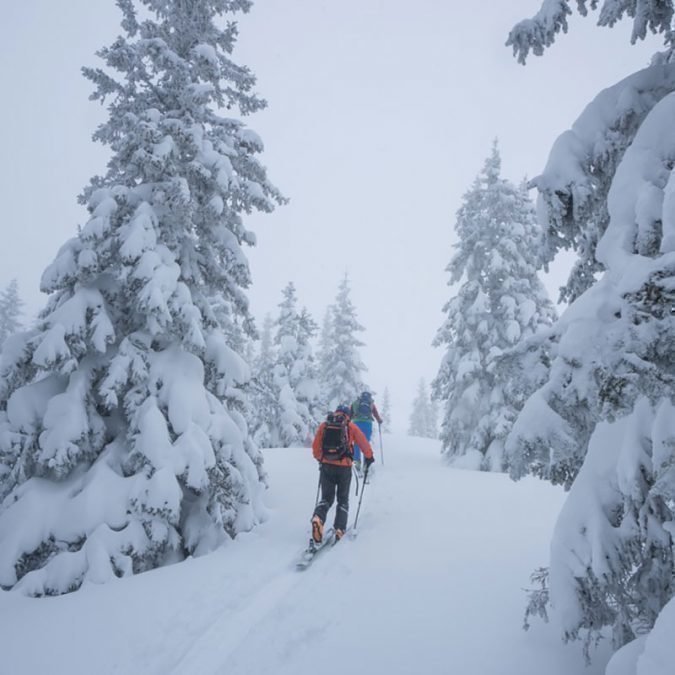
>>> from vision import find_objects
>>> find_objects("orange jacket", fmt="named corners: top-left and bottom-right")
top-left (312, 420), bottom-right (374, 467)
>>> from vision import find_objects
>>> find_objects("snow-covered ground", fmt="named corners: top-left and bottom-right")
top-left (0, 433), bottom-right (611, 674)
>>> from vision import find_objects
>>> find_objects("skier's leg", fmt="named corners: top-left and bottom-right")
top-left (355, 420), bottom-right (373, 442)
top-left (313, 464), bottom-right (336, 524)
top-left (353, 421), bottom-right (365, 471)
top-left (362, 421), bottom-right (375, 479)
top-left (354, 421), bottom-right (372, 474)
top-left (334, 466), bottom-right (352, 533)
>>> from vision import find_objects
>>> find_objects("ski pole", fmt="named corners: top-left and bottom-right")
top-left (314, 467), bottom-right (321, 509)
top-left (353, 465), bottom-right (370, 531)
top-left (378, 424), bottom-right (385, 465)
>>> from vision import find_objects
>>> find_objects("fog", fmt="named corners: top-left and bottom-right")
top-left (0, 1), bottom-right (659, 430)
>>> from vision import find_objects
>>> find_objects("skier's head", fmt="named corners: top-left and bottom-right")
top-left (360, 391), bottom-right (372, 402)
top-left (336, 404), bottom-right (351, 418)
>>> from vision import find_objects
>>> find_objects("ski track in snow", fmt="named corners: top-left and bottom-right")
top-left (168, 571), bottom-right (301, 674)
top-left (0, 434), bottom-right (611, 675)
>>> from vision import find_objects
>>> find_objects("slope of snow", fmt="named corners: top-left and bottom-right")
top-left (0, 433), bottom-right (611, 674)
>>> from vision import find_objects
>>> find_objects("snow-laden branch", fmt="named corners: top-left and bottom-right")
top-left (532, 63), bottom-right (675, 300)
top-left (508, 0), bottom-right (675, 65)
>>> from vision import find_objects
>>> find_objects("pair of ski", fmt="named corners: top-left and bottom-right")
top-left (295, 527), bottom-right (357, 570)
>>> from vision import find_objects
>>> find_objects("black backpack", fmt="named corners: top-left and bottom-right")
top-left (320, 412), bottom-right (351, 461)
top-left (355, 393), bottom-right (373, 420)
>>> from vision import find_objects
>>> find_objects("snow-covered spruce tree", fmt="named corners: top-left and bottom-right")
top-left (249, 314), bottom-right (276, 448)
top-left (0, 280), bottom-right (24, 346)
top-left (432, 143), bottom-right (556, 471)
top-left (507, 1), bottom-right (675, 659)
top-left (409, 379), bottom-right (436, 438)
top-left (380, 386), bottom-right (392, 433)
top-left (266, 283), bottom-right (321, 447)
top-left (297, 307), bottom-right (323, 430)
top-left (408, 380), bottom-right (427, 437)
top-left (209, 292), bottom-right (261, 478)
top-left (0, 0), bottom-right (282, 595)
top-left (429, 396), bottom-right (438, 440)
top-left (319, 275), bottom-right (367, 410)
top-left (315, 307), bottom-right (332, 412)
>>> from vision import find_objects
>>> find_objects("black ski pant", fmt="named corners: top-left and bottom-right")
top-left (313, 463), bottom-right (352, 532)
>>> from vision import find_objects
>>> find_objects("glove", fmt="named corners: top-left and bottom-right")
top-left (365, 456), bottom-right (375, 468)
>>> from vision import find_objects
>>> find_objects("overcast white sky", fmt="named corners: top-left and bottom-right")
top-left (0, 1), bottom-right (660, 432)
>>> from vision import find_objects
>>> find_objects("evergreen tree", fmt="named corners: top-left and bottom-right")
top-left (319, 275), bottom-right (367, 410)
top-left (249, 314), bottom-right (276, 448)
top-left (0, 279), bottom-right (24, 346)
top-left (428, 396), bottom-right (439, 440)
top-left (296, 307), bottom-right (323, 431)
top-left (0, 0), bottom-right (282, 595)
top-left (507, 2), bottom-right (675, 659)
top-left (432, 142), bottom-right (556, 471)
top-left (316, 307), bottom-right (333, 413)
top-left (209, 294), bottom-right (261, 477)
top-left (408, 378), bottom-right (436, 438)
top-left (267, 283), bottom-right (321, 447)
top-left (380, 386), bottom-right (392, 433)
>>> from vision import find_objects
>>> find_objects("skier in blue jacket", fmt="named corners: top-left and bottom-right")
top-left (350, 391), bottom-right (382, 474)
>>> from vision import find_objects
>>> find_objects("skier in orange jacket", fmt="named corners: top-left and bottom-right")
top-left (310, 404), bottom-right (374, 543)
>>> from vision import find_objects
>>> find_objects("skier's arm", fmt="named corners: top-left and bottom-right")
top-left (349, 423), bottom-right (373, 460)
top-left (312, 424), bottom-right (325, 461)
top-left (371, 403), bottom-right (383, 425)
